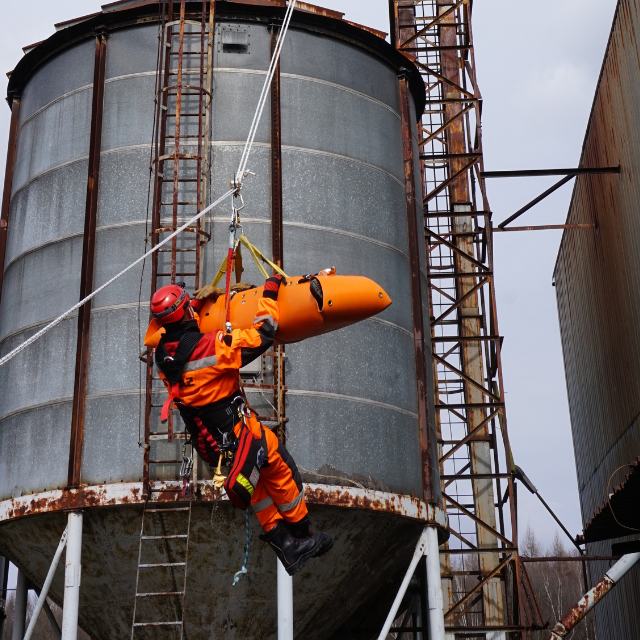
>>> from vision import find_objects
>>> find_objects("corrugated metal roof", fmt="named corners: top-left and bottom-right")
top-left (580, 457), bottom-right (640, 543)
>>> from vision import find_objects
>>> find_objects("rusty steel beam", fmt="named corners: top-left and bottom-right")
top-left (546, 553), bottom-right (640, 640)
top-left (269, 22), bottom-right (287, 445)
top-left (399, 73), bottom-right (437, 505)
top-left (399, 0), bottom-right (469, 49)
top-left (445, 554), bottom-right (514, 619)
top-left (521, 556), bottom-right (619, 563)
top-left (68, 32), bottom-right (108, 489)
top-left (498, 175), bottom-right (574, 228)
top-left (482, 167), bottom-right (621, 178)
top-left (170, 0), bottom-right (187, 283)
top-left (0, 97), bottom-right (20, 312)
top-left (494, 224), bottom-right (595, 232)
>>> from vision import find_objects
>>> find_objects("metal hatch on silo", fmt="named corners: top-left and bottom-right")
top-left (0, 1), bottom-right (446, 638)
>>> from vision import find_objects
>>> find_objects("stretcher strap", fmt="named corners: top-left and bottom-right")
top-left (211, 235), bottom-right (288, 288)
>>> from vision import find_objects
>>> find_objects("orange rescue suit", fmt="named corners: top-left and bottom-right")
top-left (155, 293), bottom-right (307, 530)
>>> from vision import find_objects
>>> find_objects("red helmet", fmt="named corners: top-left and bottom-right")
top-left (151, 284), bottom-right (190, 326)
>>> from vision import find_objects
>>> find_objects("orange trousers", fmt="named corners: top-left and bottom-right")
top-left (225, 410), bottom-right (308, 531)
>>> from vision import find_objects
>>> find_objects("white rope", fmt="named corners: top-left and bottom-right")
top-left (0, 1), bottom-right (301, 369)
top-left (0, 190), bottom-right (234, 368)
top-left (235, 0), bottom-right (297, 184)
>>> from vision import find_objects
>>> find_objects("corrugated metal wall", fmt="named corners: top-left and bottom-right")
top-left (554, 0), bottom-right (640, 636)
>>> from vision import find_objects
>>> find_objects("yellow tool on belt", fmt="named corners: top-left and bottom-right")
top-left (212, 455), bottom-right (227, 491)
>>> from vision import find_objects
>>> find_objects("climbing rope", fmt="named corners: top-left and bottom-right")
top-left (232, 509), bottom-right (251, 586)
top-left (235, 0), bottom-right (297, 186)
top-left (1, 0), bottom-right (301, 369)
top-left (0, 189), bottom-right (234, 369)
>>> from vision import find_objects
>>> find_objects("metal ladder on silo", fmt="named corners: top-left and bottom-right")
top-left (130, 499), bottom-right (193, 640)
top-left (143, 0), bottom-right (215, 494)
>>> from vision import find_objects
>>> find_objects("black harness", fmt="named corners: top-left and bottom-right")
top-left (155, 330), bottom-right (203, 423)
top-left (155, 331), bottom-right (203, 384)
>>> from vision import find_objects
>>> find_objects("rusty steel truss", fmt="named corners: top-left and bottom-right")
top-left (390, 1), bottom-right (542, 637)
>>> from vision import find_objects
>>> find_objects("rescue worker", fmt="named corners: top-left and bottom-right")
top-left (150, 276), bottom-right (333, 575)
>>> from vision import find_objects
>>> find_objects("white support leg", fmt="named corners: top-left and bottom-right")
top-left (61, 512), bottom-right (83, 640)
top-left (24, 526), bottom-right (68, 640)
top-left (425, 527), bottom-right (446, 640)
top-left (0, 556), bottom-right (9, 640)
top-left (277, 559), bottom-right (293, 640)
top-left (377, 528), bottom-right (430, 640)
top-left (11, 571), bottom-right (28, 640)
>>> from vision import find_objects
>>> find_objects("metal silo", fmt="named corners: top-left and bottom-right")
top-left (554, 0), bottom-right (640, 637)
top-left (0, 2), bottom-right (445, 639)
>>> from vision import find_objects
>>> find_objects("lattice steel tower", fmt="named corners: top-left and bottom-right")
top-left (390, 1), bottom-right (541, 636)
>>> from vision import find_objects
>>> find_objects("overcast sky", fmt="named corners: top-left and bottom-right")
top-left (0, 0), bottom-right (620, 548)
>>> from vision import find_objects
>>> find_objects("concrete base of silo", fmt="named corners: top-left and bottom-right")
top-left (0, 483), bottom-right (446, 640)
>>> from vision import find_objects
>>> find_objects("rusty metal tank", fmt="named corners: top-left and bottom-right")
top-left (0, 2), bottom-right (444, 638)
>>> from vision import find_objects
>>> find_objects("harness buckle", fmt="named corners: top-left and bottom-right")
top-left (180, 440), bottom-right (194, 497)
top-left (219, 429), bottom-right (238, 455)
top-left (179, 442), bottom-right (193, 480)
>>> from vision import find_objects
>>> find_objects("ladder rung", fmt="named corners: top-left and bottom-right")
top-left (142, 535), bottom-right (188, 540)
top-left (136, 591), bottom-right (184, 598)
top-left (159, 248), bottom-right (196, 252)
top-left (161, 201), bottom-right (197, 206)
top-left (156, 274), bottom-right (197, 278)
top-left (139, 562), bottom-right (186, 568)
top-left (149, 459), bottom-right (183, 464)
top-left (133, 622), bottom-right (182, 627)
top-left (162, 178), bottom-right (198, 182)
top-left (145, 508), bottom-right (190, 512)
top-left (167, 113), bottom-right (205, 117)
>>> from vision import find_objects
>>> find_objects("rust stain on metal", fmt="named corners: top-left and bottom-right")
top-left (547, 576), bottom-right (614, 639)
top-left (344, 20), bottom-right (387, 39)
top-left (0, 97), bottom-right (20, 311)
top-left (0, 483), bottom-right (447, 531)
top-left (1, 486), bottom-right (143, 521)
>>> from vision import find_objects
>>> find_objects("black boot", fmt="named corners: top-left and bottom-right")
top-left (285, 517), bottom-right (334, 558)
top-left (259, 522), bottom-right (331, 576)
top-left (285, 516), bottom-right (312, 538)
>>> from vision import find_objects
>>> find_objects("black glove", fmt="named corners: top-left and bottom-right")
top-left (263, 275), bottom-right (286, 300)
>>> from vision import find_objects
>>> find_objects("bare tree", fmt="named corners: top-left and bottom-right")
top-left (521, 524), bottom-right (596, 640)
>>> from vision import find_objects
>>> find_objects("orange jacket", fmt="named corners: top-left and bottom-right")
top-left (156, 297), bottom-right (279, 408)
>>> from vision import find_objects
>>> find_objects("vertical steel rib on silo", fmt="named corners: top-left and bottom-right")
top-left (69, 31), bottom-right (108, 489)
top-left (270, 20), bottom-right (287, 443)
top-left (0, 96), bottom-right (21, 313)
top-left (399, 73), bottom-right (436, 504)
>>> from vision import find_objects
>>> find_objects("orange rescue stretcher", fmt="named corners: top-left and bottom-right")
top-left (144, 269), bottom-right (392, 348)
